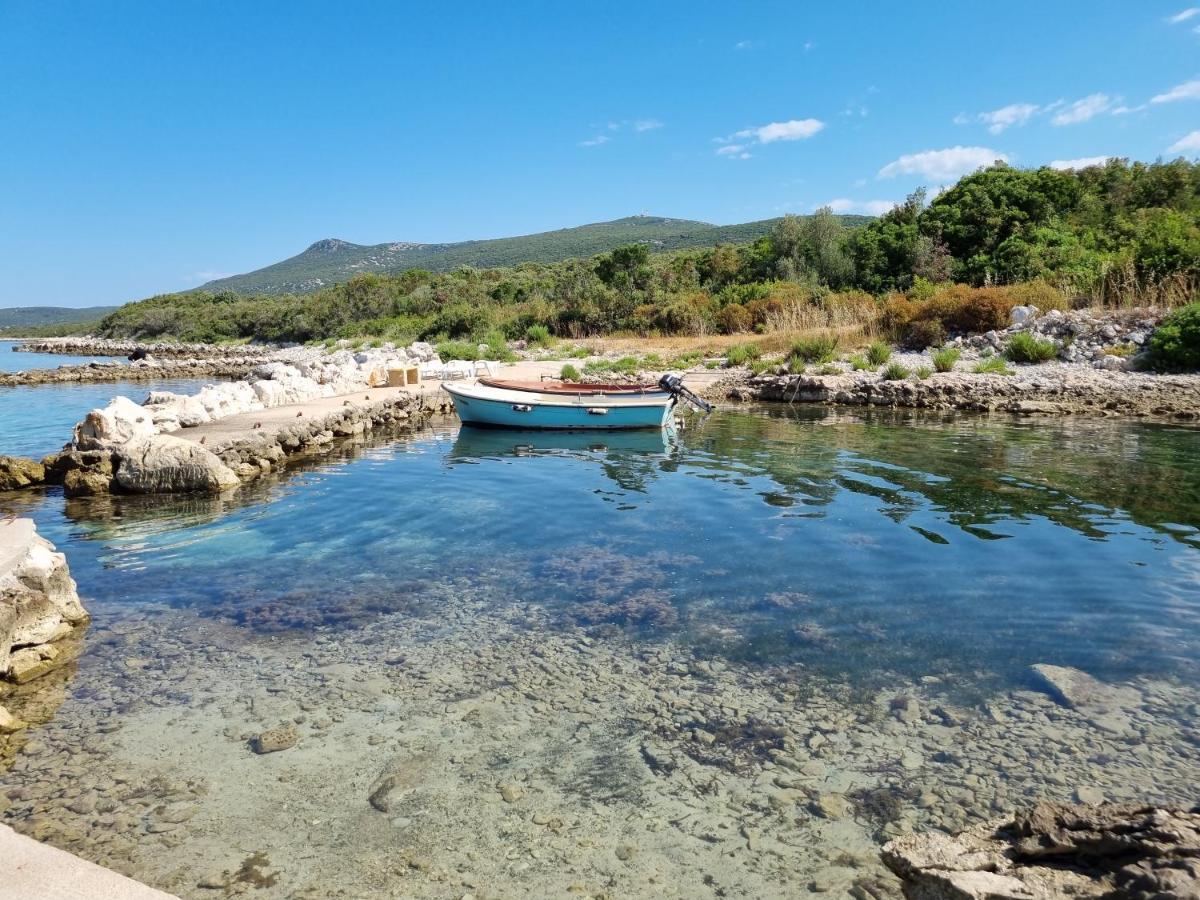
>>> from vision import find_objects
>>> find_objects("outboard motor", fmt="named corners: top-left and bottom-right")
top-left (659, 373), bottom-right (714, 414)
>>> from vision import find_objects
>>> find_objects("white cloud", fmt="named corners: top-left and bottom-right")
top-left (878, 146), bottom-right (1008, 181)
top-left (821, 198), bottom-right (897, 216)
top-left (579, 134), bottom-right (610, 147)
top-left (977, 102), bottom-right (1040, 134)
top-left (1167, 7), bottom-right (1200, 23)
top-left (1050, 93), bottom-right (1112, 125)
top-left (714, 118), bottom-right (824, 157)
top-left (733, 118), bottom-right (825, 143)
top-left (1048, 156), bottom-right (1114, 170)
top-left (1168, 129), bottom-right (1200, 153)
top-left (1151, 78), bottom-right (1200, 104)
top-left (633, 119), bottom-right (663, 131)
top-left (803, 41), bottom-right (814, 51)
top-left (734, 40), bottom-right (752, 50)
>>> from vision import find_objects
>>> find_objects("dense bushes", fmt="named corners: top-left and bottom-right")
top-left (93, 159), bottom-right (1197, 346)
top-left (1148, 302), bottom-right (1200, 371)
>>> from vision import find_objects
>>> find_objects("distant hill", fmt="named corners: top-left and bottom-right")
top-left (198, 214), bottom-right (872, 296)
top-left (0, 305), bottom-right (119, 329)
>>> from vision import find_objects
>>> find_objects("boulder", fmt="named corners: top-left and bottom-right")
top-left (72, 395), bottom-right (157, 449)
top-left (41, 450), bottom-right (114, 485)
top-left (63, 468), bottom-right (113, 497)
top-left (112, 435), bottom-right (240, 494)
top-left (1, 518), bottom-right (87, 681)
top-left (0, 456), bottom-right (46, 491)
top-left (1009, 305), bottom-right (1039, 326)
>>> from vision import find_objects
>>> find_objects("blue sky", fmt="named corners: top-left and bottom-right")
top-left (2, 1), bottom-right (1198, 307)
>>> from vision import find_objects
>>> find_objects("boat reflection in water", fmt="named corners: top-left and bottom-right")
top-left (447, 425), bottom-right (676, 494)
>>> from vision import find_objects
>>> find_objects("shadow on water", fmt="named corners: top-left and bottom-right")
top-left (8, 405), bottom-right (1200, 695)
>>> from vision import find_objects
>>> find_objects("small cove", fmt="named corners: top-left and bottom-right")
top-left (1, 405), bottom-right (1199, 896)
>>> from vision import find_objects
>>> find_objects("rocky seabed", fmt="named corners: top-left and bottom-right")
top-left (0, 575), bottom-right (1196, 899)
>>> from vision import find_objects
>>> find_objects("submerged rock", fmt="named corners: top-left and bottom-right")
top-left (251, 725), bottom-right (297, 754)
top-left (1030, 663), bottom-right (1142, 734)
top-left (0, 518), bottom-right (87, 682)
top-left (882, 802), bottom-right (1200, 899)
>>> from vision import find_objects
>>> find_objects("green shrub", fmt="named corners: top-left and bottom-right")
top-left (749, 358), bottom-right (774, 375)
top-left (786, 355), bottom-right (806, 374)
top-left (866, 341), bottom-right (892, 366)
top-left (1148, 302), bottom-right (1200, 371)
top-left (584, 356), bottom-right (641, 376)
top-left (915, 365), bottom-right (933, 379)
top-left (436, 339), bottom-right (480, 361)
top-left (1004, 331), bottom-right (1058, 363)
top-left (560, 363), bottom-right (580, 381)
top-left (725, 342), bottom-right (762, 367)
top-left (790, 333), bottom-right (839, 364)
top-left (816, 363), bottom-right (842, 375)
top-left (526, 324), bottom-right (554, 347)
top-left (849, 354), bottom-right (870, 371)
top-left (881, 362), bottom-right (910, 380)
top-left (931, 347), bottom-right (961, 372)
top-left (973, 357), bottom-right (1013, 375)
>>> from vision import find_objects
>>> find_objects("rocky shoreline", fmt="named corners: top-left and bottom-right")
top-left (11, 338), bottom-right (277, 359)
top-left (736, 366), bottom-right (1200, 419)
top-left (0, 356), bottom-right (270, 387)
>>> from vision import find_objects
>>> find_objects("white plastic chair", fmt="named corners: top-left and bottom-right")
top-left (474, 360), bottom-right (500, 377)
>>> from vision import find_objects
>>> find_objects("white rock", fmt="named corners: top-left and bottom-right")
top-left (1009, 305), bottom-right (1039, 326)
top-left (1, 518), bottom-right (87, 679)
top-left (112, 434), bottom-right (241, 494)
top-left (72, 395), bottom-right (157, 449)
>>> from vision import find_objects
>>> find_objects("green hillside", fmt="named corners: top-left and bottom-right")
top-left (198, 214), bottom-right (871, 295)
top-left (0, 305), bottom-right (119, 329)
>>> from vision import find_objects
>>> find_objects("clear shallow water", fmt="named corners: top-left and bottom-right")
top-left (0, 378), bottom-right (222, 458)
top-left (3, 406), bottom-right (1200, 897)
top-left (0, 339), bottom-right (124, 373)
top-left (18, 406), bottom-right (1200, 691)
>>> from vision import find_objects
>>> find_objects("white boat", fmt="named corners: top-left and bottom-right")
top-left (441, 375), bottom-right (710, 430)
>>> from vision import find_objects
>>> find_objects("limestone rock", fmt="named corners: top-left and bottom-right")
top-left (0, 704), bottom-right (25, 733)
top-left (1, 518), bottom-right (87, 681)
top-left (72, 395), bottom-right (157, 449)
top-left (0, 456), bottom-right (45, 491)
top-left (882, 802), bottom-right (1200, 899)
top-left (113, 435), bottom-right (240, 494)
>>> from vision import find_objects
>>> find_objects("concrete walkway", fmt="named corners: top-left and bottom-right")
top-left (172, 359), bottom-right (721, 449)
top-left (0, 824), bottom-right (177, 899)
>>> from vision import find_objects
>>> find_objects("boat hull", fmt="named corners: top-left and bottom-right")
top-left (442, 382), bottom-right (675, 430)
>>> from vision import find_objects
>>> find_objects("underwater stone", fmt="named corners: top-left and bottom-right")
top-left (251, 724), bottom-right (298, 754)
